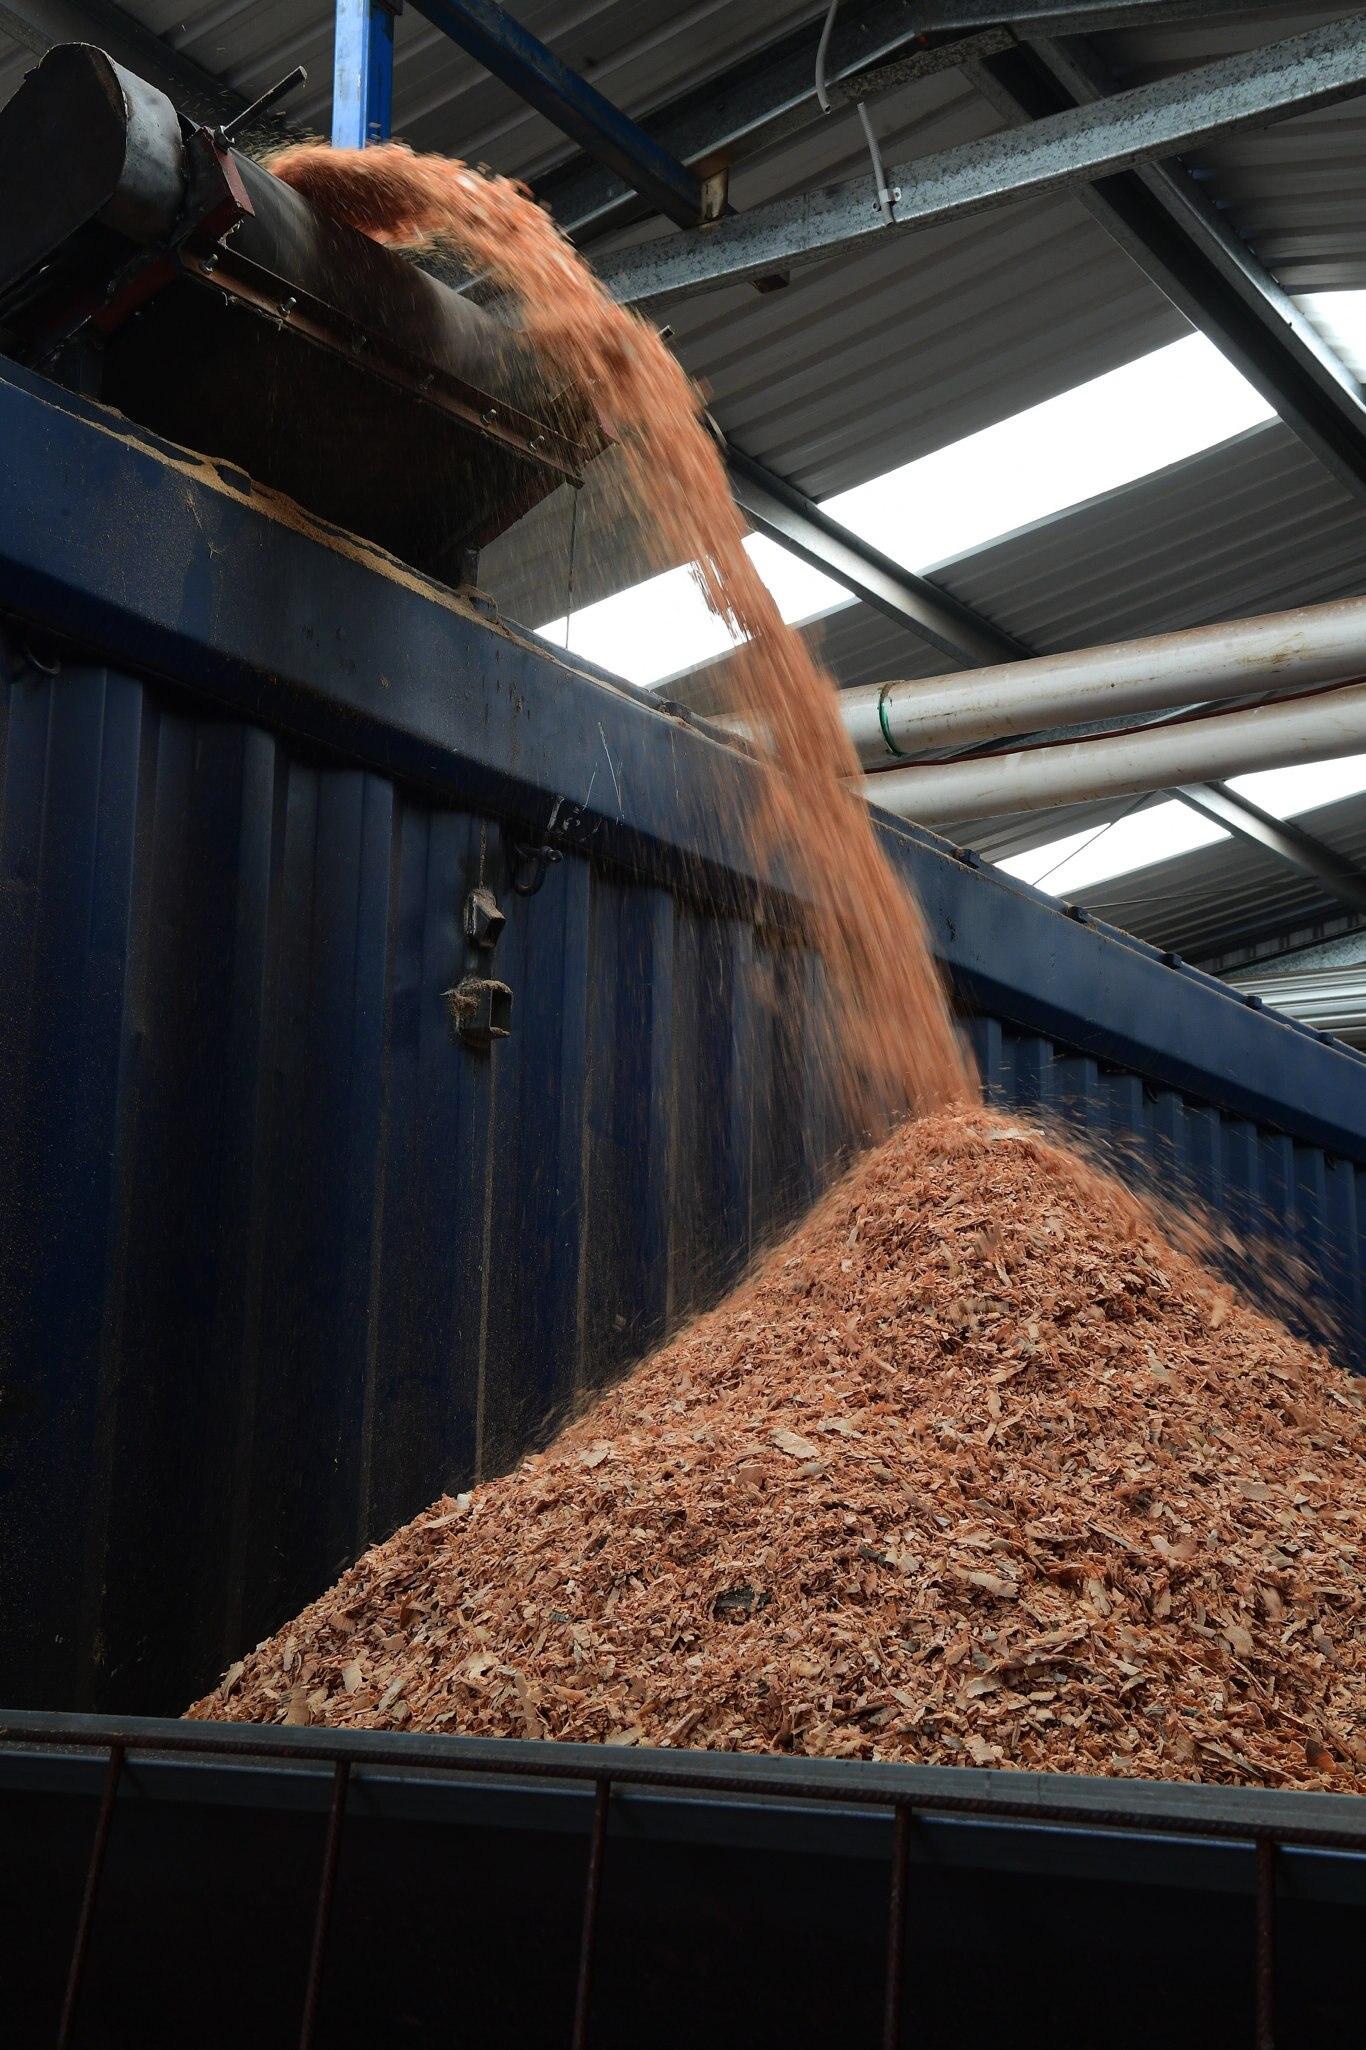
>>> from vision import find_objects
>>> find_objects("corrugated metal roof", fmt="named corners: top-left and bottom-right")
top-left (6, 5), bottom-right (1362, 511)
top-left (1075, 787), bottom-right (1366, 960)
top-left (1103, 7), bottom-right (1366, 291)
top-left (7, 2), bottom-right (1366, 967)
top-left (876, 421), bottom-right (1366, 893)
top-left (8, 4), bottom-right (1358, 511)
top-left (655, 62), bottom-right (1189, 494)
top-left (941, 417), bottom-right (1366, 651)
top-left (1226, 958), bottom-right (1366, 1046)
top-left (0, 1), bottom-right (819, 166)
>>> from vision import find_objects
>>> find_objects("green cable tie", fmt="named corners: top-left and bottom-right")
top-left (877, 685), bottom-right (907, 758)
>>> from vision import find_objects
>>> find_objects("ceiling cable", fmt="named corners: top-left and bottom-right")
top-left (815, 0), bottom-right (898, 225)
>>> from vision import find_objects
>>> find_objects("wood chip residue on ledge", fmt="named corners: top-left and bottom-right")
top-left (190, 1109), bottom-right (1366, 1792)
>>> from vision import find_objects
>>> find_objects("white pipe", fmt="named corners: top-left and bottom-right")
top-left (842, 594), bottom-right (1366, 765)
top-left (862, 682), bottom-right (1366, 826)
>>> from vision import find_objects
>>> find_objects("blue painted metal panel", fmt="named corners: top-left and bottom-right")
top-left (666, 902), bottom-right (741, 1323)
top-left (363, 805), bottom-right (488, 1533)
top-left (747, 931), bottom-right (809, 1253)
top-left (5, 363), bottom-right (1366, 1717)
top-left (579, 873), bottom-right (675, 1394)
top-left (332, 0), bottom-right (396, 147)
top-left (483, 841), bottom-right (591, 1469)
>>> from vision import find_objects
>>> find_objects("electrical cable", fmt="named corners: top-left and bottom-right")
top-left (1027, 792), bottom-right (1150, 893)
top-left (815, 0), bottom-right (896, 224)
top-left (815, 0), bottom-right (840, 112)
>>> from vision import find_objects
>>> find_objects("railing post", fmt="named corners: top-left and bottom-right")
top-left (299, 1758), bottom-right (352, 2050)
top-left (882, 1804), bottom-right (911, 2050)
top-left (56, 1741), bottom-right (124, 2050)
top-left (571, 1777), bottom-right (611, 2050)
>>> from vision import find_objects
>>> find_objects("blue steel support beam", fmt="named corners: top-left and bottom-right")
top-left (406, 0), bottom-right (707, 227)
top-left (332, 0), bottom-right (396, 147)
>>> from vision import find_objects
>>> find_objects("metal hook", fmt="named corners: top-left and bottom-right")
top-left (23, 637), bottom-right (61, 676)
top-left (508, 839), bottom-right (564, 898)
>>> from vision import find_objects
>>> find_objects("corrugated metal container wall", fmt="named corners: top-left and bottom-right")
top-left (3, 361), bottom-right (1366, 1717)
top-left (0, 659), bottom-right (833, 1716)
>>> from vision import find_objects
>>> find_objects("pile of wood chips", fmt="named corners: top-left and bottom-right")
top-left (191, 1110), bottom-right (1366, 1790)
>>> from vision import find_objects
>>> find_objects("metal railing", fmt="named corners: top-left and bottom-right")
top-left (6, 1709), bottom-right (1366, 2049)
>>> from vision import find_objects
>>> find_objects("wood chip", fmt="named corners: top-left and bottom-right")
top-left (772, 1428), bottom-right (820, 1461)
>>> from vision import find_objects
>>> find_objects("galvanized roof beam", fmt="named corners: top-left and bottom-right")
top-left (534, 4), bottom-right (1016, 241)
top-left (597, 16), bottom-right (1366, 308)
top-left (1175, 782), bottom-right (1366, 916)
top-left (725, 442), bottom-right (1028, 667)
top-left (0, 0), bottom-right (249, 125)
top-left (972, 35), bottom-right (1366, 501)
top-left (535, 6), bottom-right (1302, 242)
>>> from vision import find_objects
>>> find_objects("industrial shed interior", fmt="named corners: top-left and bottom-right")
top-left (5, 1), bottom-right (1362, 1008)
top-left (6, 4), bottom-right (1366, 2047)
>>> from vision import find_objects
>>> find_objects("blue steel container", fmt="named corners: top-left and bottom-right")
top-left (1, 357), bottom-right (1364, 1714)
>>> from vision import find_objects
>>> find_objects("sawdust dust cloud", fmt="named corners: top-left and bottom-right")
top-left (268, 140), bottom-right (973, 1123)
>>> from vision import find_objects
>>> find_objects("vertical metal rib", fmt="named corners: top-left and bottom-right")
top-left (1255, 1835), bottom-right (1276, 2050)
top-left (299, 1758), bottom-right (351, 2050)
top-left (571, 1777), bottom-right (611, 2050)
top-left (882, 1804), bottom-right (911, 2050)
top-left (56, 1740), bottom-right (124, 2050)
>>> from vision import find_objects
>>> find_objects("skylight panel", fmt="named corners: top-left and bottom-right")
top-left (1230, 753), bottom-right (1366, 818)
top-left (824, 335), bottom-right (1273, 572)
top-left (538, 535), bottom-right (846, 685)
top-left (993, 755), bottom-right (1366, 901)
top-left (998, 801), bottom-right (1230, 897)
top-left (539, 332), bottom-right (1274, 688)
